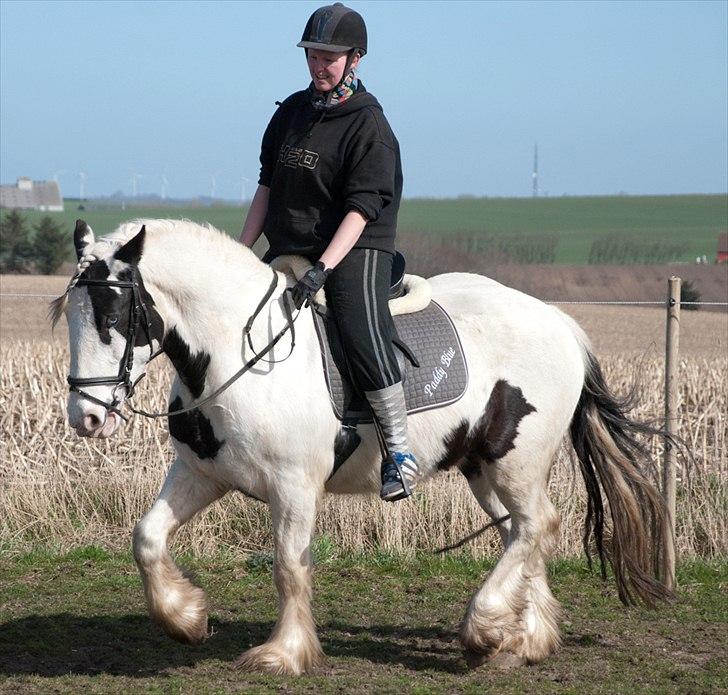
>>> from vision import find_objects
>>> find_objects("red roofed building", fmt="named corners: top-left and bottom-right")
top-left (717, 232), bottom-right (728, 264)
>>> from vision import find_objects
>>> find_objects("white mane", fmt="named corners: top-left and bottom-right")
top-left (50, 218), bottom-right (260, 328)
top-left (107, 218), bottom-right (246, 260)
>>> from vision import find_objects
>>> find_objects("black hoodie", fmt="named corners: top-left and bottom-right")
top-left (258, 83), bottom-right (402, 261)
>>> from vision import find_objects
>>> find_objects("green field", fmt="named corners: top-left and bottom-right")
top-left (1, 548), bottom-right (726, 694)
top-left (10, 193), bottom-right (728, 264)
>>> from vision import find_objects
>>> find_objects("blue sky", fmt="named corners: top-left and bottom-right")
top-left (1, 0), bottom-right (726, 200)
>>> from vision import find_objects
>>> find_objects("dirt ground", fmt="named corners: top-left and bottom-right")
top-left (2, 273), bottom-right (726, 358)
top-left (1, 551), bottom-right (726, 694)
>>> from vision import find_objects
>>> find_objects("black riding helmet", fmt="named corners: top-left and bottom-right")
top-left (297, 2), bottom-right (368, 56)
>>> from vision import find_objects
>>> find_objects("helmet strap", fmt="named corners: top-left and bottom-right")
top-left (328, 49), bottom-right (359, 103)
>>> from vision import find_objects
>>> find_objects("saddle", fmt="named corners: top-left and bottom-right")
top-left (271, 255), bottom-right (469, 473)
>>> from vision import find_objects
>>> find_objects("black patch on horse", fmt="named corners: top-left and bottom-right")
top-left (473, 380), bottom-right (537, 464)
top-left (436, 419), bottom-right (470, 471)
top-left (168, 396), bottom-right (224, 459)
top-left (79, 261), bottom-right (163, 348)
top-left (163, 328), bottom-right (211, 399)
top-left (435, 381), bottom-right (536, 480)
top-left (79, 260), bottom-right (114, 345)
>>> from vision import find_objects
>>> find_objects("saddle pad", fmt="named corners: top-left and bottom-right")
top-left (312, 300), bottom-right (468, 423)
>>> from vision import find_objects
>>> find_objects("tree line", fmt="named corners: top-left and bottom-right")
top-left (587, 234), bottom-right (690, 264)
top-left (0, 210), bottom-right (69, 274)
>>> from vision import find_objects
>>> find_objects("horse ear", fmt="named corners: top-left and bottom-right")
top-left (74, 219), bottom-right (94, 260)
top-left (115, 225), bottom-right (146, 265)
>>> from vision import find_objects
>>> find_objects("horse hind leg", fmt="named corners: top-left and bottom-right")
top-left (516, 488), bottom-right (562, 664)
top-left (133, 457), bottom-right (226, 644)
top-left (465, 470), bottom-right (512, 549)
top-left (460, 452), bottom-right (562, 668)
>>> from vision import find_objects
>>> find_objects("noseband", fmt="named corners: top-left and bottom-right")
top-left (66, 267), bottom-right (158, 421)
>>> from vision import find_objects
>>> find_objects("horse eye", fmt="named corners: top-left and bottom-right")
top-left (105, 314), bottom-right (119, 327)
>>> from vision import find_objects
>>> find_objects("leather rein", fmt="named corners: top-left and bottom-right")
top-left (67, 269), bottom-right (297, 421)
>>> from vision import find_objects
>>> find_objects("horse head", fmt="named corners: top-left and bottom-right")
top-left (50, 219), bottom-right (164, 438)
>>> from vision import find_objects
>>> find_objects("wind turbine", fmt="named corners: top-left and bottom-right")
top-left (161, 172), bottom-right (169, 200)
top-left (210, 172), bottom-right (221, 200)
top-left (79, 171), bottom-right (87, 201)
top-left (131, 172), bottom-right (144, 199)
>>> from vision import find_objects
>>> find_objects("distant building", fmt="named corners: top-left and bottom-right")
top-left (717, 232), bottom-right (728, 264)
top-left (0, 177), bottom-right (64, 211)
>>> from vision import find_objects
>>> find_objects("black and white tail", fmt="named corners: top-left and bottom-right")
top-left (570, 348), bottom-right (674, 606)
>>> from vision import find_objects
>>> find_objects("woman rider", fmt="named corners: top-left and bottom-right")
top-left (240, 3), bottom-right (418, 502)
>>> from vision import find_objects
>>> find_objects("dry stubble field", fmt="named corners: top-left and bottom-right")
top-left (1, 272), bottom-right (726, 557)
top-left (1, 273), bottom-right (726, 693)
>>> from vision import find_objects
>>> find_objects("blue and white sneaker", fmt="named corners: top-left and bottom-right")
top-left (380, 451), bottom-right (419, 502)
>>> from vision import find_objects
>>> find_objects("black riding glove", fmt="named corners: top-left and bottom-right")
top-left (291, 261), bottom-right (331, 309)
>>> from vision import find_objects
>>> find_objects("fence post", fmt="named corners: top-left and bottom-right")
top-left (661, 276), bottom-right (681, 591)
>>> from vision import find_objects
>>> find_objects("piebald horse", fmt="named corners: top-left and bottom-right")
top-left (51, 218), bottom-right (672, 674)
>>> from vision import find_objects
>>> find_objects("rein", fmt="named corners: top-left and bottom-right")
top-left (67, 269), bottom-right (299, 421)
top-left (130, 273), bottom-right (298, 419)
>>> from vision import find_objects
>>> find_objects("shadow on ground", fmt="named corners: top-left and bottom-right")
top-left (0, 613), bottom-right (466, 677)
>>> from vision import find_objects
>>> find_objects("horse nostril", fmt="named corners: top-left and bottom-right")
top-left (84, 413), bottom-right (103, 430)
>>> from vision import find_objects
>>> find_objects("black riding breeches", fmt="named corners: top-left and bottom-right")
top-left (324, 248), bottom-right (401, 392)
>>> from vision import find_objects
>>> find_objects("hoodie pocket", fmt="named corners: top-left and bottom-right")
top-left (285, 212), bottom-right (323, 245)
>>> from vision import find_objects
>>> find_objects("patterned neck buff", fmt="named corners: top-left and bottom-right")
top-left (329, 71), bottom-right (358, 106)
top-left (310, 71), bottom-right (358, 111)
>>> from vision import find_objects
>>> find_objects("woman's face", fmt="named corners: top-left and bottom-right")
top-left (307, 48), bottom-right (360, 92)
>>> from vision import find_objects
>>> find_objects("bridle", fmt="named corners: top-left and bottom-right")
top-left (67, 267), bottom-right (157, 421)
top-left (67, 268), bottom-right (298, 422)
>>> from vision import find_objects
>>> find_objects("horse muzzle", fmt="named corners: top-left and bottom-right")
top-left (68, 392), bottom-right (125, 438)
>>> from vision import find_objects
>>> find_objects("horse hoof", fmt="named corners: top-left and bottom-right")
top-left (158, 610), bottom-right (209, 645)
top-left (489, 651), bottom-right (527, 670)
top-left (234, 640), bottom-right (323, 675)
top-left (465, 648), bottom-right (526, 670)
top-left (234, 644), bottom-right (300, 675)
top-left (153, 585), bottom-right (209, 645)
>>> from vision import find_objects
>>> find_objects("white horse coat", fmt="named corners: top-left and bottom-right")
top-left (54, 219), bottom-right (671, 674)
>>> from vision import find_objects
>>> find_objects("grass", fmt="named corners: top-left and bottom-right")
top-left (12, 193), bottom-right (728, 265)
top-left (1, 548), bottom-right (726, 693)
top-left (398, 194), bottom-right (727, 263)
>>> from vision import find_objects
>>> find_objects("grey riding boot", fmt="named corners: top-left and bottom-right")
top-left (365, 382), bottom-right (419, 502)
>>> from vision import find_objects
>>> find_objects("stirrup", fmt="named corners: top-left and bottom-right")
top-left (380, 451), bottom-right (419, 502)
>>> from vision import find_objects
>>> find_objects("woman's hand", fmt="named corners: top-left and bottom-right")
top-left (291, 209), bottom-right (367, 308)
top-left (291, 261), bottom-right (331, 309)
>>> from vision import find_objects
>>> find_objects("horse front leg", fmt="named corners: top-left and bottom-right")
top-left (235, 482), bottom-right (322, 675)
top-left (133, 457), bottom-right (227, 644)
